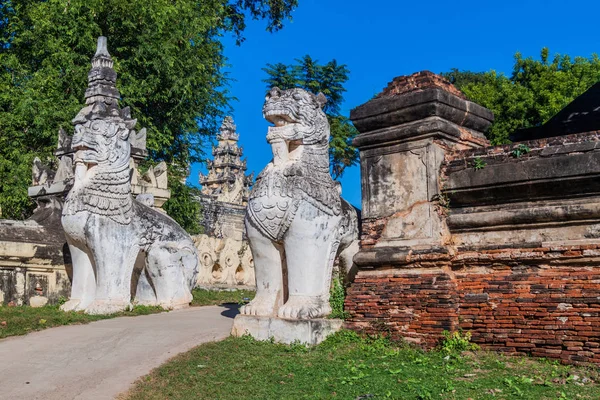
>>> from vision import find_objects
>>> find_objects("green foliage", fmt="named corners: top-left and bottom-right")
top-left (328, 115), bottom-right (359, 179)
top-left (319, 329), bottom-right (363, 349)
top-left (443, 49), bottom-right (600, 145)
top-left (439, 330), bottom-right (480, 354)
top-left (225, 0), bottom-right (298, 43)
top-left (0, 151), bottom-right (36, 219)
top-left (329, 277), bottom-right (348, 319)
top-left (472, 157), bottom-right (486, 170)
top-left (163, 173), bottom-right (203, 235)
top-left (436, 191), bottom-right (450, 211)
top-left (512, 143), bottom-right (531, 158)
top-left (442, 68), bottom-right (488, 88)
top-left (123, 330), bottom-right (600, 400)
top-left (262, 55), bottom-right (359, 179)
top-left (0, 0), bottom-right (296, 220)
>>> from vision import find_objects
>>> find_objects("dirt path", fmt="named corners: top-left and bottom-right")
top-left (0, 305), bottom-right (236, 400)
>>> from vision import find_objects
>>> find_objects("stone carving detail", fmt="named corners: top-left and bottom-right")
top-left (60, 37), bottom-right (198, 314)
top-left (130, 160), bottom-right (170, 210)
top-left (27, 126), bottom-right (76, 212)
top-left (192, 234), bottom-right (254, 287)
top-left (32, 157), bottom-right (56, 186)
top-left (28, 96), bottom-right (167, 214)
top-left (241, 87), bottom-right (359, 320)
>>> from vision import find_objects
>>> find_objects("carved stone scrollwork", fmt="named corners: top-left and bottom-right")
top-left (193, 234), bottom-right (219, 285)
top-left (192, 234), bottom-right (255, 288)
top-left (239, 241), bottom-right (255, 286)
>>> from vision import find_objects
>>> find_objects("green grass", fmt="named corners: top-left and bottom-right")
top-left (190, 288), bottom-right (255, 307)
top-left (122, 330), bottom-right (600, 400)
top-left (0, 289), bottom-right (255, 339)
top-left (0, 304), bottom-right (164, 339)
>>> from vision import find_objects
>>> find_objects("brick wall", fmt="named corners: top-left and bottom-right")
top-left (345, 244), bottom-right (600, 365)
top-left (377, 70), bottom-right (466, 99)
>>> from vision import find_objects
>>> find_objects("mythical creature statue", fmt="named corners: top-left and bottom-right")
top-left (241, 87), bottom-right (359, 319)
top-left (60, 37), bottom-right (198, 314)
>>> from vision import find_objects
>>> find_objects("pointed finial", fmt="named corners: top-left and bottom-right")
top-left (217, 116), bottom-right (239, 141)
top-left (74, 35), bottom-right (121, 121)
top-left (91, 36), bottom-right (113, 69)
top-left (95, 36), bottom-right (110, 58)
top-left (82, 36), bottom-right (118, 102)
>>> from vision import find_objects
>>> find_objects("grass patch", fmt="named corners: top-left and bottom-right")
top-left (0, 304), bottom-right (163, 339)
top-left (122, 330), bottom-right (600, 400)
top-left (190, 288), bottom-right (255, 307)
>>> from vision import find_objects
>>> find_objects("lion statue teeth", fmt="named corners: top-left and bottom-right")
top-left (60, 37), bottom-right (198, 315)
top-left (241, 87), bottom-right (359, 320)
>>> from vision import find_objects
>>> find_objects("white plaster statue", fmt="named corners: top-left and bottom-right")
top-left (242, 87), bottom-right (359, 319)
top-left (60, 37), bottom-right (198, 314)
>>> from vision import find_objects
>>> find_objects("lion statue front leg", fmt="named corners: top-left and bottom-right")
top-left (240, 221), bottom-right (285, 316)
top-left (60, 242), bottom-right (96, 312)
top-left (277, 204), bottom-right (342, 319)
top-left (83, 222), bottom-right (140, 315)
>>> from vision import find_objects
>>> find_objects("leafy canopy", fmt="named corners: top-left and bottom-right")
top-left (263, 55), bottom-right (359, 179)
top-left (0, 0), bottom-right (296, 228)
top-left (443, 48), bottom-right (600, 145)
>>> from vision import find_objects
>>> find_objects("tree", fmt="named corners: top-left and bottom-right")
top-left (443, 49), bottom-right (600, 144)
top-left (163, 177), bottom-right (203, 235)
top-left (0, 0), bottom-right (297, 228)
top-left (442, 68), bottom-right (487, 88)
top-left (226, 0), bottom-right (298, 43)
top-left (262, 55), bottom-right (359, 179)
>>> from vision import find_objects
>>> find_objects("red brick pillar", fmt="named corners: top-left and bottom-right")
top-left (345, 71), bottom-right (492, 346)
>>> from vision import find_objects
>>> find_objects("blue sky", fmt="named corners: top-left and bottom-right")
top-left (189, 0), bottom-right (600, 208)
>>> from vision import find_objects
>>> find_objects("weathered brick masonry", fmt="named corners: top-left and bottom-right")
top-left (346, 71), bottom-right (600, 365)
top-left (346, 246), bottom-right (600, 364)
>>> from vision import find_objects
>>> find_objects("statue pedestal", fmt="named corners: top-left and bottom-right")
top-left (231, 315), bottom-right (343, 345)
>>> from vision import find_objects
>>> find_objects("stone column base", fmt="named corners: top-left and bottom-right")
top-left (231, 315), bottom-right (343, 345)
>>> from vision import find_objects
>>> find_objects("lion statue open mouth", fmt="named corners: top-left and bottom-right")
top-left (242, 87), bottom-right (359, 320)
top-left (60, 37), bottom-right (198, 315)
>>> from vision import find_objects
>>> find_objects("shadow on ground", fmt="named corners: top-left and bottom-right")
top-left (220, 303), bottom-right (240, 319)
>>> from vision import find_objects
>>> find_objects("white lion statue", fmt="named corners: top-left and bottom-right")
top-left (241, 87), bottom-right (359, 319)
top-left (60, 37), bottom-right (198, 314)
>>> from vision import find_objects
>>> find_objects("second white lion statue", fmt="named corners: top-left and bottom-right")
top-left (241, 87), bottom-right (359, 320)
